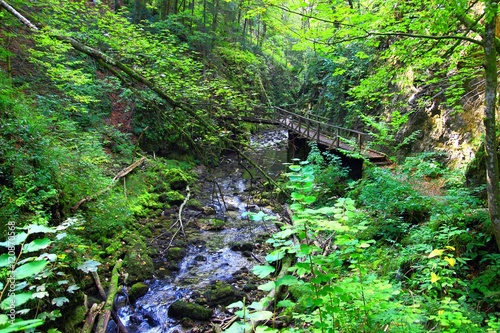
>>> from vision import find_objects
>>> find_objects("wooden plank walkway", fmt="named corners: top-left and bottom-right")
top-left (219, 107), bottom-right (391, 165)
top-left (273, 108), bottom-right (391, 165)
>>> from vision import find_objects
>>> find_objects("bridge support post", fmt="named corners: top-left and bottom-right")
top-left (287, 131), bottom-right (310, 162)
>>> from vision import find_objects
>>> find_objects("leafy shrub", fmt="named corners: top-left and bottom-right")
top-left (0, 219), bottom-right (82, 332)
top-left (354, 168), bottom-right (432, 225)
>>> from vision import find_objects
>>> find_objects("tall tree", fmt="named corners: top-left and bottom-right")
top-left (482, 0), bottom-right (500, 251)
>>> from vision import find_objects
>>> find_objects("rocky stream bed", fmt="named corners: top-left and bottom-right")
top-left (114, 130), bottom-right (289, 333)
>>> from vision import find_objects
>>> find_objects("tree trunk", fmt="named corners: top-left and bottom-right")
top-left (483, 0), bottom-right (500, 251)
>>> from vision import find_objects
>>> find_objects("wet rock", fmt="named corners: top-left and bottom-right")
top-left (194, 255), bottom-right (207, 261)
top-left (202, 206), bottom-right (216, 215)
top-left (195, 218), bottom-right (226, 231)
top-left (128, 282), bottom-right (149, 303)
top-left (167, 247), bottom-right (184, 261)
top-left (230, 242), bottom-right (254, 252)
top-left (243, 283), bottom-right (257, 292)
top-left (226, 203), bottom-right (239, 211)
top-left (168, 300), bottom-right (213, 320)
top-left (204, 281), bottom-right (246, 307)
top-left (181, 317), bottom-right (195, 327)
top-left (124, 241), bottom-right (154, 283)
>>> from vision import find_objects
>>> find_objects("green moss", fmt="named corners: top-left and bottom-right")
top-left (168, 300), bottom-right (213, 320)
top-left (129, 282), bottom-right (149, 303)
top-left (63, 304), bottom-right (87, 333)
top-left (187, 199), bottom-right (203, 209)
top-left (204, 281), bottom-right (246, 307)
top-left (124, 240), bottom-right (154, 283)
top-left (167, 247), bottom-right (184, 261)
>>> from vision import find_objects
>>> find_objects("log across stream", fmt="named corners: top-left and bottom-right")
top-left (115, 130), bottom-right (288, 333)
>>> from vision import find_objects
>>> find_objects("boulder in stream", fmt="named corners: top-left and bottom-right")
top-left (204, 281), bottom-right (246, 307)
top-left (128, 282), bottom-right (149, 303)
top-left (168, 300), bottom-right (213, 321)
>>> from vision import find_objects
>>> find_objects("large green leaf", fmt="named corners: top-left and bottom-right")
top-left (252, 265), bottom-right (275, 279)
top-left (257, 280), bottom-right (276, 292)
top-left (77, 259), bottom-right (101, 273)
top-left (265, 250), bottom-right (285, 263)
top-left (13, 260), bottom-right (48, 279)
top-left (26, 224), bottom-right (56, 234)
top-left (0, 233), bottom-right (27, 247)
top-left (0, 292), bottom-right (33, 310)
top-left (275, 275), bottom-right (300, 287)
top-left (247, 310), bottom-right (273, 321)
top-left (23, 238), bottom-right (52, 253)
top-left (0, 318), bottom-right (43, 333)
top-left (0, 254), bottom-right (12, 268)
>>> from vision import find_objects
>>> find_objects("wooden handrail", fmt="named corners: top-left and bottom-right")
top-left (273, 107), bottom-right (370, 151)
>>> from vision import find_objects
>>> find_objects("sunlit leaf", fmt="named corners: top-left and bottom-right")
top-left (303, 195), bottom-right (316, 204)
top-left (13, 260), bottom-right (48, 279)
top-left (0, 254), bottom-right (12, 268)
top-left (247, 301), bottom-right (265, 311)
top-left (227, 301), bottom-right (244, 309)
top-left (77, 259), bottom-right (101, 273)
top-left (0, 233), bottom-right (27, 247)
top-left (265, 250), bottom-right (285, 263)
top-left (252, 265), bottom-right (275, 279)
top-left (444, 257), bottom-right (456, 267)
top-left (428, 249), bottom-right (444, 258)
top-left (0, 318), bottom-right (43, 333)
top-left (26, 225), bottom-right (56, 234)
top-left (23, 238), bottom-right (52, 253)
top-left (273, 228), bottom-right (297, 239)
top-left (32, 291), bottom-right (49, 299)
top-left (276, 275), bottom-right (300, 287)
top-left (430, 272), bottom-right (441, 283)
top-left (0, 292), bottom-right (33, 310)
top-left (289, 203), bottom-right (303, 211)
top-left (257, 280), bottom-right (276, 291)
top-left (291, 192), bottom-right (305, 200)
top-left (51, 297), bottom-right (69, 307)
top-left (277, 299), bottom-right (296, 308)
top-left (224, 321), bottom-right (251, 333)
top-left (247, 310), bottom-right (273, 321)
top-left (67, 284), bottom-right (80, 293)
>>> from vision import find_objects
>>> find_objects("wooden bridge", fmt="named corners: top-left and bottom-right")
top-left (222, 107), bottom-right (392, 166)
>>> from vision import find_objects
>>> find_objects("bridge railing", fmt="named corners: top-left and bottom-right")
top-left (273, 107), bottom-right (370, 151)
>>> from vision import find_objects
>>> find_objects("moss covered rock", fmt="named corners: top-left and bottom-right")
top-left (124, 240), bottom-right (154, 283)
top-left (204, 281), bottom-right (246, 307)
top-left (168, 300), bottom-right (213, 320)
top-left (63, 304), bottom-right (87, 333)
top-left (129, 282), bottom-right (149, 303)
top-left (167, 247), bottom-right (184, 261)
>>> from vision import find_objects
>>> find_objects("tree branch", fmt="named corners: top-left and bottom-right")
top-left (0, 0), bottom-right (38, 30)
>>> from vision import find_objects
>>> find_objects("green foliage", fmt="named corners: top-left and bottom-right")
top-left (229, 157), bottom-right (498, 332)
top-left (401, 152), bottom-right (447, 179)
top-left (306, 143), bottom-right (350, 200)
top-left (355, 168), bottom-right (432, 225)
top-left (0, 219), bottom-right (82, 332)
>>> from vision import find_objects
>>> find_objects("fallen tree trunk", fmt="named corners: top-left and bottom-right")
top-left (71, 157), bottom-right (146, 211)
top-left (95, 259), bottom-right (123, 333)
top-left (81, 303), bottom-right (102, 333)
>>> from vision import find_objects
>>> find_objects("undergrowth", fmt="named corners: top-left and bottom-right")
top-left (226, 151), bottom-right (500, 333)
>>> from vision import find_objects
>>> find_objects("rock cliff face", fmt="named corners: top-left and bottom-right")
top-left (394, 86), bottom-right (485, 170)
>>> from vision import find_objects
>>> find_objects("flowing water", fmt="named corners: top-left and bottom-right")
top-left (115, 130), bottom-right (288, 333)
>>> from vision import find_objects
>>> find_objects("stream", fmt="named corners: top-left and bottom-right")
top-left (115, 130), bottom-right (289, 333)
